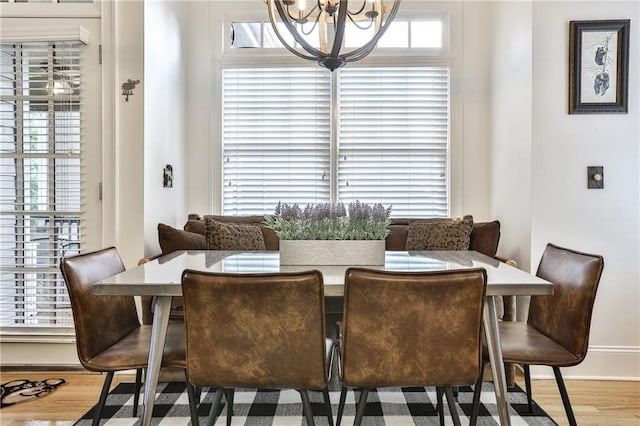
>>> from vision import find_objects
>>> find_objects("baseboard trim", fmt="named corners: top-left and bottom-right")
top-left (529, 345), bottom-right (640, 381)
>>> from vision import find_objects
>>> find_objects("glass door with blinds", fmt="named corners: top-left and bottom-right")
top-left (0, 19), bottom-right (102, 340)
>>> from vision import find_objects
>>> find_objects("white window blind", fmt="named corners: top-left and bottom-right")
top-left (0, 41), bottom-right (83, 337)
top-left (337, 67), bottom-right (449, 217)
top-left (221, 66), bottom-right (450, 217)
top-left (222, 68), bottom-right (331, 215)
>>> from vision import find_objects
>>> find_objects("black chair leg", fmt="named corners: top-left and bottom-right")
top-left (444, 386), bottom-right (462, 426)
top-left (336, 386), bottom-right (347, 426)
top-left (92, 371), bottom-right (114, 426)
top-left (132, 369), bottom-right (142, 417)
top-left (553, 366), bottom-right (577, 426)
top-left (323, 388), bottom-right (334, 426)
top-left (184, 371), bottom-right (199, 425)
top-left (470, 361), bottom-right (486, 426)
top-left (353, 389), bottom-right (369, 426)
top-left (436, 386), bottom-right (444, 426)
top-left (299, 389), bottom-right (316, 426)
top-left (206, 389), bottom-right (224, 426)
top-left (224, 388), bottom-right (234, 426)
top-left (524, 364), bottom-right (533, 412)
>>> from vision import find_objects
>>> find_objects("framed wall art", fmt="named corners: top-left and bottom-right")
top-left (569, 19), bottom-right (630, 114)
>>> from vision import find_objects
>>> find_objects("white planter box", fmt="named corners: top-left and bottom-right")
top-left (279, 240), bottom-right (385, 266)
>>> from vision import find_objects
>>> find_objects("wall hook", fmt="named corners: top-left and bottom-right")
top-left (121, 79), bottom-right (140, 101)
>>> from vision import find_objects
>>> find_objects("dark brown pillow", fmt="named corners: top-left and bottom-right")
top-left (405, 215), bottom-right (474, 251)
top-left (469, 220), bottom-right (501, 257)
top-left (158, 223), bottom-right (207, 255)
top-left (204, 217), bottom-right (266, 250)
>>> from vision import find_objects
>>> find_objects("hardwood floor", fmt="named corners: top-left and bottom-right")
top-left (1, 369), bottom-right (638, 425)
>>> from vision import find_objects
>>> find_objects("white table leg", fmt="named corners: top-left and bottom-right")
top-left (484, 295), bottom-right (511, 426)
top-left (141, 296), bottom-right (171, 426)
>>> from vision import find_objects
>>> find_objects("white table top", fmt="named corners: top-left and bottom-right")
top-left (94, 250), bottom-right (552, 298)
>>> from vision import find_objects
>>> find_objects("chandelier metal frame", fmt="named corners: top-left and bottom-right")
top-left (265, 0), bottom-right (401, 71)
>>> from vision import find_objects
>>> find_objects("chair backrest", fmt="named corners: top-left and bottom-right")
top-left (530, 243), bottom-right (604, 361)
top-left (181, 269), bottom-right (327, 390)
top-left (341, 267), bottom-right (487, 389)
top-left (60, 247), bottom-right (139, 365)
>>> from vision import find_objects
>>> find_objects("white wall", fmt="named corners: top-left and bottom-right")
top-left (184, 1), bottom-right (215, 217)
top-left (487, 2), bottom-right (533, 272)
top-left (143, 0), bottom-right (189, 256)
top-left (461, 2), bottom-right (493, 222)
top-left (530, 1), bottom-right (640, 379)
top-left (112, 0), bottom-right (145, 268)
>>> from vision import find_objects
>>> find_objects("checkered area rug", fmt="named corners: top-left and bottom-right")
top-left (76, 382), bottom-right (557, 425)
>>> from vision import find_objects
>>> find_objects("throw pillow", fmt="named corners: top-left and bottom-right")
top-left (204, 217), bottom-right (266, 250)
top-left (158, 223), bottom-right (207, 255)
top-left (469, 220), bottom-right (501, 257)
top-left (405, 215), bottom-right (474, 251)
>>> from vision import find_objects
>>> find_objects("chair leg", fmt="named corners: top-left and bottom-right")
top-left (553, 366), bottom-right (577, 426)
top-left (184, 371), bottom-right (199, 425)
top-left (524, 364), bottom-right (533, 412)
top-left (470, 360), bottom-right (486, 426)
top-left (336, 386), bottom-right (347, 426)
top-left (299, 389), bottom-right (316, 426)
top-left (353, 389), bottom-right (369, 426)
top-left (132, 369), bottom-right (142, 417)
top-left (436, 387), bottom-right (444, 426)
top-left (444, 386), bottom-right (462, 426)
top-left (92, 371), bottom-right (114, 426)
top-left (224, 388), bottom-right (234, 426)
top-left (206, 389), bottom-right (224, 426)
top-left (323, 388), bottom-right (334, 426)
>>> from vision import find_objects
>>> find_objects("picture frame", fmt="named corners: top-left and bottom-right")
top-left (569, 19), bottom-right (630, 114)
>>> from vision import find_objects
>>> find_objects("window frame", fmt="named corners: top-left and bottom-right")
top-left (0, 0), bottom-right (101, 19)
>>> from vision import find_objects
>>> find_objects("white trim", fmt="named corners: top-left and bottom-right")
top-left (0, 24), bottom-right (90, 43)
top-left (0, 2), bottom-right (101, 19)
top-left (529, 345), bottom-right (640, 381)
top-left (101, 0), bottom-right (115, 246)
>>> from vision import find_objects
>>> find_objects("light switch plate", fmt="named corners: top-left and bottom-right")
top-left (587, 166), bottom-right (604, 189)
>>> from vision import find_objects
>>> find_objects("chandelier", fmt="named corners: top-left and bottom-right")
top-left (265, 0), bottom-right (401, 71)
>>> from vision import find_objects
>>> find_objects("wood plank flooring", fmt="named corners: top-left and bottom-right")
top-left (1, 370), bottom-right (638, 425)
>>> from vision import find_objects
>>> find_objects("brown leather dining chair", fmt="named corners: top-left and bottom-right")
top-left (181, 269), bottom-right (333, 426)
top-left (470, 243), bottom-right (604, 426)
top-left (60, 247), bottom-right (195, 425)
top-left (336, 267), bottom-right (487, 426)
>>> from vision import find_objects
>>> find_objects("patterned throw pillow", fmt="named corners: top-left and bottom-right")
top-left (204, 217), bottom-right (266, 250)
top-left (405, 215), bottom-right (474, 251)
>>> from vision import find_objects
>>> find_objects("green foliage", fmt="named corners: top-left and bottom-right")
top-left (264, 201), bottom-right (392, 240)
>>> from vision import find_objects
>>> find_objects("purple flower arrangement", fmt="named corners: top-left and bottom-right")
top-left (266, 201), bottom-right (392, 240)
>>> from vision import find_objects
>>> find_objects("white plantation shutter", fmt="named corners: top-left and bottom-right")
top-left (337, 67), bottom-right (449, 217)
top-left (0, 40), bottom-right (84, 337)
top-left (222, 68), bottom-right (331, 215)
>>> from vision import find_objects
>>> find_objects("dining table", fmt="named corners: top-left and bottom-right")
top-left (93, 249), bottom-right (553, 426)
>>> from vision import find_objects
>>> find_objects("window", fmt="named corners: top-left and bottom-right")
top-left (337, 67), bottom-right (449, 217)
top-left (222, 11), bottom-right (451, 218)
top-left (0, 40), bottom-right (84, 337)
top-left (230, 20), bottom-right (443, 50)
top-left (223, 68), bottom-right (331, 214)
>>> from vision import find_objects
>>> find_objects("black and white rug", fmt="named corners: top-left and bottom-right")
top-left (76, 382), bottom-right (557, 425)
